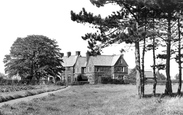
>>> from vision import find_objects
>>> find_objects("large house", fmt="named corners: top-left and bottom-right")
top-left (61, 51), bottom-right (128, 84)
top-left (61, 51), bottom-right (79, 84)
top-left (86, 54), bottom-right (128, 84)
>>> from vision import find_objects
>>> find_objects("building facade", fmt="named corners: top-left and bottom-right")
top-left (85, 54), bottom-right (128, 84)
top-left (61, 52), bottom-right (78, 84)
top-left (61, 51), bottom-right (128, 84)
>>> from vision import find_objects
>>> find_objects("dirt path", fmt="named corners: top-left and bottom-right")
top-left (0, 86), bottom-right (70, 107)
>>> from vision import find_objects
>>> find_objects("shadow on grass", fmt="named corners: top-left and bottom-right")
top-left (143, 92), bottom-right (183, 98)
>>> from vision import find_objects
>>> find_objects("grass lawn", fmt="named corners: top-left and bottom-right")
top-left (0, 85), bottom-right (65, 103)
top-left (0, 84), bottom-right (183, 115)
top-left (0, 85), bottom-right (63, 97)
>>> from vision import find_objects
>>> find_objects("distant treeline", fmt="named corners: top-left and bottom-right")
top-left (124, 79), bottom-right (182, 85)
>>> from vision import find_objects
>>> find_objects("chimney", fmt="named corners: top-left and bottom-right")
top-left (61, 53), bottom-right (64, 57)
top-left (75, 51), bottom-right (81, 56)
top-left (67, 52), bottom-right (71, 57)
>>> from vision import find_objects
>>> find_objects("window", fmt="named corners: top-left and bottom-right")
top-left (95, 67), bottom-right (111, 72)
top-left (95, 67), bottom-right (99, 72)
top-left (88, 67), bottom-right (92, 72)
top-left (122, 67), bottom-right (124, 72)
top-left (83, 68), bottom-right (86, 73)
top-left (115, 67), bottom-right (124, 72)
top-left (67, 67), bottom-right (70, 71)
top-left (82, 67), bottom-right (85, 73)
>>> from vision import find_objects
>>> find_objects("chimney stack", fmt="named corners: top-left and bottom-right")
top-left (67, 52), bottom-right (71, 57)
top-left (75, 51), bottom-right (81, 56)
top-left (61, 53), bottom-right (64, 57)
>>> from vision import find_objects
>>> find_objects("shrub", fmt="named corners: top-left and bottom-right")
top-left (25, 91), bottom-right (35, 96)
top-left (78, 81), bottom-right (89, 85)
top-left (12, 94), bottom-right (23, 99)
top-left (0, 96), bottom-right (5, 102)
top-left (0, 73), bottom-right (6, 79)
top-left (77, 74), bottom-right (88, 81)
top-left (55, 81), bottom-right (65, 86)
top-left (17, 80), bottom-right (27, 85)
top-left (71, 81), bottom-right (79, 85)
top-left (12, 79), bottom-right (19, 85)
top-left (37, 90), bottom-right (45, 94)
top-left (4, 96), bottom-right (14, 101)
top-left (70, 81), bottom-right (89, 85)
top-left (101, 77), bottom-right (112, 84)
top-left (112, 79), bottom-right (124, 84)
top-left (124, 79), bottom-right (136, 84)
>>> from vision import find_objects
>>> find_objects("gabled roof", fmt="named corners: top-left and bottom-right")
top-left (76, 57), bottom-right (86, 67)
top-left (62, 56), bottom-right (78, 67)
top-left (87, 55), bottom-right (127, 66)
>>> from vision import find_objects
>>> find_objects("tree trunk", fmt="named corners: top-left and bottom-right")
top-left (152, 41), bottom-right (157, 95)
top-left (152, 17), bottom-right (157, 96)
top-left (135, 41), bottom-right (143, 98)
top-left (141, 38), bottom-right (145, 96)
top-left (165, 13), bottom-right (172, 95)
top-left (177, 18), bottom-right (182, 95)
top-left (141, 13), bottom-right (147, 96)
top-left (141, 27), bottom-right (146, 96)
top-left (30, 51), bottom-right (36, 84)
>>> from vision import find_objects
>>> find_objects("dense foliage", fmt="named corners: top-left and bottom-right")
top-left (4, 35), bottom-right (63, 83)
top-left (0, 73), bottom-right (6, 79)
top-left (71, 0), bottom-right (183, 97)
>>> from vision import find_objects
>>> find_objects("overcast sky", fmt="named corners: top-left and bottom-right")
top-left (0, 0), bottom-right (179, 77)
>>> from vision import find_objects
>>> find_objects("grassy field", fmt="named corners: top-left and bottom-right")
top-left (0, 85), bottom-right (65, 103)
top-left (0, 84), bottom-right (183, 115)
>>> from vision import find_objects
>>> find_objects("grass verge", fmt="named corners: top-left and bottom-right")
top-left (0, 84), bottom-right (183, 115)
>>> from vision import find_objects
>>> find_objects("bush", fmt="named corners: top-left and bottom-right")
top-left (4, 96), bottom-right (14, 101)
top-left (71, 81), bottom-right (79, 85)
top-left (124, 79), bottom-right (136, 84)
top-left (0, 96), bottom-right (5, 102)
top-left (25, 91), bottom-right (35, 96)
top-left (77, 74), bottom-right (88, 81)
top-left (55, 81), bottom-right (65, 86)
top-left (112, 79), bottom-right (124, 84)
top-left (101, 77), bottom-right (112, 84)
top-left (12, 79), bottom-right (19, 85)
top-left (0, 73), bottom-right (6, 78)
top-left (78, 81), bottom-right (89, 85)
top-left (70, 81), bottom-right (89, 85)
top-left (12, 94), bottom-right (23, 99)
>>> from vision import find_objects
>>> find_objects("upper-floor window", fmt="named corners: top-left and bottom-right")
top-left (67, 67), bottom-right (71, 71)
top-left (95, 67), bottom-right (111, 72)
top-left (115, 67), bottom-right (124, 72)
